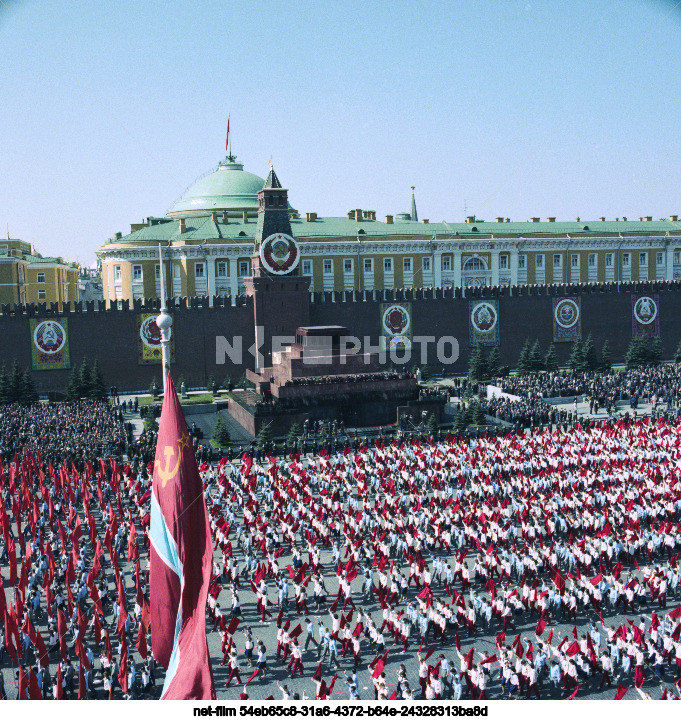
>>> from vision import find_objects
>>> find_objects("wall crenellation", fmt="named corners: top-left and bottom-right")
top-left (2, 280), bottom-right (681, 317)
top-left (0, 294), bottom-right (252, 317)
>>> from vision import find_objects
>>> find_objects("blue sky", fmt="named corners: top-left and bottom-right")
top-left (1, 0), bottom-right (680, 265)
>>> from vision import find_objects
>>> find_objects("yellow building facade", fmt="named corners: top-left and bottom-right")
top-left (0, 238), bottom-right (79, 306)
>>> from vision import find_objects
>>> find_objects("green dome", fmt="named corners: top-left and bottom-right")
top-left (167, 157), bottom-right (266, 216)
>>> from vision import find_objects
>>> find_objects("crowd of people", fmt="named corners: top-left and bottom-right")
top-left (471, 364), bottom-right (681, 430)
top-left (493, 365), bottom-right (681, 411)
top-left (1, 394), bottom-right (681, 702)
top-left (476, 395), bottom-right (574, 429)
top-left (203, 413), bottom-right (681, 701)
top-left (0, 402), bottom-right (127, 464)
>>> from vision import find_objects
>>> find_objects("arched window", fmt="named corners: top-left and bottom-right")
top-left (463, 256), bottom-right (487, 271)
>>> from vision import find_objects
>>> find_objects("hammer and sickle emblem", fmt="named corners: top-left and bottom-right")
top-left (155, 444), bottom-right (182, 488)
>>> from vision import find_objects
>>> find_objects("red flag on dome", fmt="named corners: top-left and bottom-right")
top-left (150, 372), bottom-right (216, 700)
top-left (225, 116), bottom-right (230, 151)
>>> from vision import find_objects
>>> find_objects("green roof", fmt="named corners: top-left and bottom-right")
top-left (167, 157), bottom-right (266, 215)
top-left (106, 214), bottom-right (681, 246)
top-left (27, 256), bottom-right (76, 266)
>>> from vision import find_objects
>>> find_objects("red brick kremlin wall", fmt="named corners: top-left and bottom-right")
top-left (0, 280), bottom-right (679, 393)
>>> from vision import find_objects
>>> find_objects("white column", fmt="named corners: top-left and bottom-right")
top-left (206, 255), bottom-right (216, 306)
top-left (165, 254), bottom-right (173, 301)
top-left (666, 245), bottom-right (675, 281)
top-left (229, 256), bottom-right (239, 301)
top-left (510, 248), bottom-right (519, 285)
top-left (433, 251), bottom-right (442, 287)
top-left (491, 250), bottom-right (500, 286)
top-left (453, 249), bottom-right (462, 287)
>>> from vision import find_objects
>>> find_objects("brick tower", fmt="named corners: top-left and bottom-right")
top-left (243, 164), bottom-right (311, 371)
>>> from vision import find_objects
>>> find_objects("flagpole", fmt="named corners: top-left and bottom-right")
top-left (157, 243), bottom-right (173, 396)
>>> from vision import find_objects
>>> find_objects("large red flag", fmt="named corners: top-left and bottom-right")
top-left (150, 372), bottom-right (215, 700)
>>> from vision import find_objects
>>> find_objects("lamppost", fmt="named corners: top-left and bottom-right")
top-left (157, 243), bottom-right (173, 396)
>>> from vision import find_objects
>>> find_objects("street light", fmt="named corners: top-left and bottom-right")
top-left (157, 243), bottom-right (173, 396)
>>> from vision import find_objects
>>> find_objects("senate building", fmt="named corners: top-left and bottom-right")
top-left (98, 146), bottom-right (681, 304)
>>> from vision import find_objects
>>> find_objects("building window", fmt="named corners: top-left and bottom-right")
top-left (499, 254), bottom-right (508, 269)
top-left (114, 265), bottom-right (121, 281)
top-left (37, 272), bottom-right (45, 283)
top-left (364, 258), bottom-right (373, 273)
top-left (217, 262), bottom-right (227, 277)
top-left (605, 253), bottom-right (613, 267)
top-left (518, 254), bottom-right (526, 269)
top-left (423, 257), bottom-right (431, 272)
top-left (571, 254), bottom-right (579, 267)
top-left (38, 289), bottom-right (46, 300)
top-left (464, 256), bottom-right (486, 271)
top-left (344, 259), bottom-right (353, 274)
top-left (588, 254), bottom-right (596, 267)
top-left (675, 252), bottom-right (680, 265)
top-left (195, 263), bottom-right (204, 278)
top-left (383, 258), bottom-right (393, 273)
top-left (403, 257), bottom-right (412, 272)
top-left (132, 264), bottom-right (142, 281)
top-left (657, 252), bottom-right (664, 265)
top-left (323, 259), bottom-right (333, 275)
top-left (442, 255), bottom-right (451, 271)
top-left (639, 252), bottom-right (647, 266)
top-left (302, 260), bottom-right (312, 275)
top-left (238, 261), bottom-right (249, 276)
top-left (155, 264), bottom-right (160, 279)
top-left (535, 255), bottom-right (543, 268)
top-left (623, 253), bottom-right (630, 266)
top-left (553, 254), bottom-right (561, 268)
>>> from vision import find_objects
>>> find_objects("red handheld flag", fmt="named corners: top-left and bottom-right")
top-left (289, 623), bottom-right (303, 640)
top-left (225, 616), bottom-right (240, 637)
top-left (614, 685), bottom-right (629, 700)
top-left (136, 621), bottom-right (149, 660)
top-left (371, 659), bottom-right (385, 678)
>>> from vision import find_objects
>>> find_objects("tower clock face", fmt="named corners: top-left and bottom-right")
top-left (260, 233), bottom-right (300, 274)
